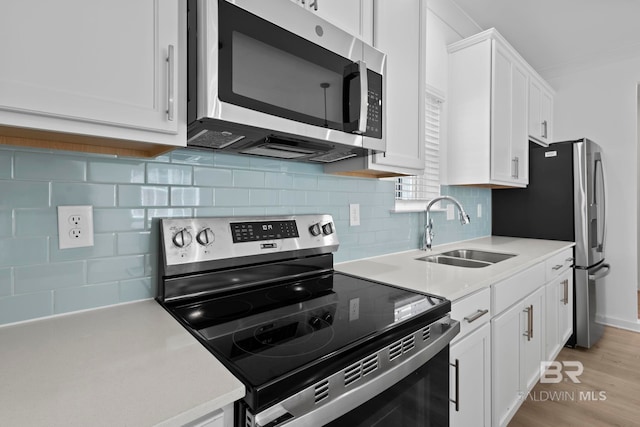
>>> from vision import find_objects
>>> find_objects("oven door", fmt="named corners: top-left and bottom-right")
top-left (326, 346), bottom-right (450, 426)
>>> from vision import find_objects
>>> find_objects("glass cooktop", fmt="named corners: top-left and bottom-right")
top-left (168, 272), bottom-right (449, 388)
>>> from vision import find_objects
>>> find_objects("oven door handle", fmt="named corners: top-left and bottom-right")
top-left (254, 318), bottom-right (460, 427)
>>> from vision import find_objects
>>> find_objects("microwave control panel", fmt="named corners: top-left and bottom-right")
top-left (366, 70), bottom-right (383, 139)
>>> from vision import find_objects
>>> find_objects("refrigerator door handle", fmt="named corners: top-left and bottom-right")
top-left (588, 263), bottom-right (611, 281)
top-left (594, 153), bottom-right (607, 253)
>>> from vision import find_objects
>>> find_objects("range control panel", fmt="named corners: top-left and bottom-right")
top-left (161, 215), bottom-right (338, 266)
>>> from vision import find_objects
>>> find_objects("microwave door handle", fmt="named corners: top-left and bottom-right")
top-left (356, 60), bottom-right (368, 135)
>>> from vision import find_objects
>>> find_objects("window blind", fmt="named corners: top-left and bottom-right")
top-left (395, 92), bottom-right (443, 202)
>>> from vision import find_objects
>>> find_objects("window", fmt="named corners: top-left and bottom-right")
top-left (395, 87), bottom-right (444, 211)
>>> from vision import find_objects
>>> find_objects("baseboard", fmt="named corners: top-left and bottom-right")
top-left (596, 313), bottom-right (640, 333)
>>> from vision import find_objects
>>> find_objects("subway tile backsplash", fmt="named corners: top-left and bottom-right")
top-left (0, 146), bottom-right (491, 325)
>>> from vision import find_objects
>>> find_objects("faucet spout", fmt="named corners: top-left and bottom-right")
top-left (422, 196), bottom-right (471, 250)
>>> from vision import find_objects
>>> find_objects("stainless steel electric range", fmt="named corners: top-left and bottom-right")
top-left (157, 215), bottom-right (459, 427)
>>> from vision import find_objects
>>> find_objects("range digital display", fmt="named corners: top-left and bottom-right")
top-left (231, 220), bottom-right (299, 243)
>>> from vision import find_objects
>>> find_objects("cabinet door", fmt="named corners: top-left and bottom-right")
top-left (491, 302), bottom-right (522, 427)
top-left (520, 287), bottom-right (545, 392)
top-left (293, 0), bottom-right (373, 43)
top-left (545, 278), bottom-right (560, 360)
top-left (370, 0), bottom-right (425, 173)
top-left (558, 270), bottom-right (573, 345)
top-left (450, 324), bottom-right (491, 427)
top-left (491, 41), bottom-right (528, 185)
top-left (0, 0), bottom-right (182, 143)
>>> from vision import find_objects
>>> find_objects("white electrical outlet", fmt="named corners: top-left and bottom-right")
top-left (477, 203), bottom-right (483, 218)
top-left (446, 204), bottom-right (455, 220)
top-left (58, 205), bottom-right (94, 249)
top-left (349, 203), bottom-right (360, 226)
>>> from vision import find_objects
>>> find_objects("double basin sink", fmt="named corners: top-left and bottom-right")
top-left (416, 249), bottom-right (516, 268)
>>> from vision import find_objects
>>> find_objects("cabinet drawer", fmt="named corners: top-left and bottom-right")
top-left (451, 287), bottom-right (491, 343)
top-left (545, 247), bottom-right (574, 281)
top-left (492, 262), bottom-right (545, 315)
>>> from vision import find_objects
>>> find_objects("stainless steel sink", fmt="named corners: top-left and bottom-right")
top-left (415, 249), bottom-right (516, 268)
top-left (438, 249), bottom-right (516, 264)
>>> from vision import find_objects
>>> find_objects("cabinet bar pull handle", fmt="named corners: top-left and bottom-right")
top-left (450, 359), bottom-right (460, 412)
top-left (309, 0), bottom-right (318, 10)
top-left (355, 60), bottom-right (368, 135)
top-left (542, 120), bottom-right (548, 139)
top-left (516, 157), bottom-right (519, 179)
top-left (166, 45), bottom-right (175, 122)
top-left (523, 305), bottom-right (533, 341)
top-left (552, 264), bottom-right (563, 270)
top-left (512, 158), bottom-right (517, 179)
top-left (562, 279), bottom-right (569, 305)
top-left (464, 309), bottom-right (489, 323)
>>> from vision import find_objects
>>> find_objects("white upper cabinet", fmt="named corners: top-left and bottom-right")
top-left (446, 29), bottom-right (528, 188)
top-left (324, 0), bottom-right (426, 177)
top-left (290, 0), bottom-right (373, 44)
top-left (529, 75), bottom-right (555, 146)
top-left (0, 0), bottom-right (186, 156)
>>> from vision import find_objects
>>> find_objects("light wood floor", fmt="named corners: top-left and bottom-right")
top-left (509, 326), bottom-right (640, 426)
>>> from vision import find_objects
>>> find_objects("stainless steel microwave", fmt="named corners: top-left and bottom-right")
top-left (186, 0), bottom-right (386, 163)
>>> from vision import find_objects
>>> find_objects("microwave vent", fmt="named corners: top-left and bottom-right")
top-left (309, 151), bottom-right (358, 163)
top-left (187, 129), bottom-right (246, 149)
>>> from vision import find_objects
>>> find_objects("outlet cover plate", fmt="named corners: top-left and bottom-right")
top-left (57, 205), bottom-right (94, 249)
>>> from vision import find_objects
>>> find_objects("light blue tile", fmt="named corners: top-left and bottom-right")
top-left (0, 268), bottom-right (11, 297)
top-left (0, 150), bottom-right (12, 179)
top-left (94, 209), bottom-right (145, 232)
top-left (147, 163), bottom-right (192, 185)
top-left (14, 261), bottom-right (85, 293)
top-left (117, 231), bottom-right (151, 255)
top-left (328, 192), bottom-right (349, 205)
top-left (52, 183), bottom-right (116, 207)
top-left (280, 190), bottom-right (307, 206)
top-left (265, 172), bottom-right (293, 189)
top-left (54, 283), bottom-right (119, 314)
top-left (87, 159), bottom-right (145, 183)
top-left (193, 167), bottom-right (233, 186)
top-left (279, 161), bottom-right (323, 174)
top-left (317, 175), bottom-right (358, 192)
top-left (0, 181), bottom-right (50, 209)
top-left (119, 277), bottom-right (153, 302)
top-left (249, 189), bottom-right (279, 206)
top-left (171, 187), bottom-right (214, 206)
top-left (50, 233), bottom-right (115, 262)
top-left (150, 153), bottom-right (172, 163)
top-left (266, 206), bottom-right (295, 215)
top-left (233, 170), bottom-right (265, 188)
top-left (118, 185), bottom-right (169, 207)
top-left (357, 179), bottom-right (377, 193)
top-left (292, 174), bottom-right (317, 190)
top-left (215, 188), bottom-right (250, 206)
top-left (87, 255), bottom-right (145, 284)
top-left (0, 237), bottom-right (48, 268)
top-left (0, 292), bottom-right (53, 325)
top-left (249, 156), bottom-right (285, 171)
top-left (147, 208), bottom-right (192, 229)
top-left (171, 149), bottom-right (215, 166)
top-left (14, 151), bottom-right (86, 181)
top-left (193, 207), bottom-right (234, 217)
top-left (0, 210), bottom-right (12, 238)
top-left (14, 208), bottom-right (57, 237)
top-left (213, 153), bottom-right (252, 169)
top-left (233, 207), bottom-right (267, 216)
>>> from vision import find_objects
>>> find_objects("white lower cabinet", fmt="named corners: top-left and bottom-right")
top-left (450, 323), bottom-right (491, 427)
top-left (545, 269), bottom-right (574, 361)
top-left (182, 403), bottom-right (233, 427)
top-left (491, 286), bottom-right (545, 427)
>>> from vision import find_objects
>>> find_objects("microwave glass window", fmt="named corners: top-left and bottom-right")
top-left (218, 0), bottom-right (364, 133)
top-left (231, 31), bottom-right (344, 125)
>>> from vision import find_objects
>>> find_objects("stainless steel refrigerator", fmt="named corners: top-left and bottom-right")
top-left (492, 138), bottom-right (610, 348)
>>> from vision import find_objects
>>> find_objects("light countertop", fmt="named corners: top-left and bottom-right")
top-left (336, 236), bottom-right (575, 301)
top-left (0, 300), bottom-right (244, 427)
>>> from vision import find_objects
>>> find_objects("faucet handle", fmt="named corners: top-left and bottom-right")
top-left (459, 212), bottom-right (471, 225)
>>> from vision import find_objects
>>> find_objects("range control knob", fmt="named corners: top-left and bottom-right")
top-left (172, 229), bottom-right (193, 248)
top-left (321, 222), bottom-right (334, 235)
top-left (196, 228), bottom-right (215, 246)
top-left (309, 223), bottom-right (322, 236)
top-left (309, 316), bottom-right (322, 330)
top-left (321, 312), bottom-right (334, 324)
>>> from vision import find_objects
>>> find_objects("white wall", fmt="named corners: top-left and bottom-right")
top-left (548, 56), bottom-right (640, 330)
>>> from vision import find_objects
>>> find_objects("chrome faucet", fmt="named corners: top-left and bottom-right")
top-left (422, 196), bottom-right (471, 250)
